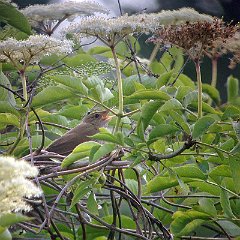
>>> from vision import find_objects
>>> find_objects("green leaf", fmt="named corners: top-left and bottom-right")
top-left (160, 98), bottom-right (183, 112)
top-left (91, 143), bottom-right (115, 162)
top-left (40, 54), bottom-right (61, 65)
top-left (227, 75), bottom-right (239, 103)
top-left (175, 74), bottom-right (195, 88)
top-left (172, 165), bottom-right (207, 180)
top-left (0, 113), bottom-right (19, 127)
top-left (147, 176), bottom-right (189, 193)
top-left (61, 141), bottom-right (100, 168)
top-left (90, 85), bottom-right (114, 103)
top-left (209, 165), bottom-right (231, 180)
top-left (63, 53), bottom-right (96, 66)
top-left (183, 90), bottom-right (198, 107)
top-left (168, 110), bottom-right (191, 134)
top-left (0, 101), bottom-right (19, 116)
top-left (87, 192), bottom-right (99, 215)
top-left (198, 198), bottom-right (217, 217)
top-left (72, 141), bottom-right (101, 154)
top-left (141, 100), bottom-right (161, 130)
top-left (229, 156), bottom-right (240, 193)
top-left (156, 70), bottom-right (174, 87)
top-left (70, 178), bottom-right (95, 208)
top-left (0, 71), bottom-right (16, 105)
top-left (114, 132), bottom-right (125, 146)
top-left (175, 86), bottom-right (193, 101)
top-left (217, 221), bottom-right (240, 237)
top-left (136, 119), bottom-right (145, 140)
top-left (222, 105), bottom-right (240, 120)
top-left (201, 102), bottom-right (220, 114)
top-left (192, 116), bottom-right (215, 139)
top-left (91, 130), bottom-right (123, 145)
top-left (32, 86), bottom-right (73, 108)
top-left (148, 124), bottom-right (179, 141)
top-left (134, 81), bottom-right (146, 91)
top-left (220, 189), bottom-right (235, 218)
top-left (171, 210), bottom-right (209, 237)
top-left (0, 229), bottom-right (11, 240)
top-left (0, 213), bottom-right (31, 227)
top-left (50, 75), bottom-right (88, 95)
top-left (58, 105), bottom-right (88, 119)
top-left (0, 2), bottom-right (31, 35)
top-left (202, 83), bottom-right (221, 105)
top-left (127, 90), bottom-right (170, 101)
top-left (88, 46), bottom-right (111, 55)
top-left (189, 181), bottom-right (220, 196)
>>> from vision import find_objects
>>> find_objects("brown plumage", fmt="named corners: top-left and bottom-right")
top-left (46, 110), bottom-right (111, 156)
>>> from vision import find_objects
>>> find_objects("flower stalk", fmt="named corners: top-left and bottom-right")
top-left (149, 42), bottom-right (160, 64)
top-left (111, 46), bottom-right (123, 133)
top-left (195, 59), bottom-right (202, 118)
top-left (211, 57), bottom-right (218, 88)
top-left (20, 70), bottom-right (27, 101)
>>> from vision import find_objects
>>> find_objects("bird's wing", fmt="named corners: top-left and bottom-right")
top-left (46, 123), bottom-right (99, 156)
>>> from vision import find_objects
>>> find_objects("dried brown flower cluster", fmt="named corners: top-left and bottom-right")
top-left (149, 18), bottom-right (238, 61)
top-left (225, 32), bottom-right (240, 68)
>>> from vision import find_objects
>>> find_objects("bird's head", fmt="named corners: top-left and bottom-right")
top-left (83, 110), bottom-right (112, 127)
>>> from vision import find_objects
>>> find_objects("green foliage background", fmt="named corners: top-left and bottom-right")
top-left (0, 1), bottom-right (240, 240)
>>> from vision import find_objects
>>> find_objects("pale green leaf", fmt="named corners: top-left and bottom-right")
top-left (87, 192), bottom-right (99, 215)
top-left (91, 143), bottom-right (115, 162)
top-left (192, 116), bottom-right (215, 139)
top-left (31, 86), bottom-right (73, 108)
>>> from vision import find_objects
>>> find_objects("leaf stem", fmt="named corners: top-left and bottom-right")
top-left (195, 59), bottom-right (202, 118)
top-left (20, 70), bottom-right (28, 101)
top-left (7, 115), bottom-right (25, 154)
top-left (149, 42), bottom-right (160, 64)
top-left (196, 141), bottom-right (233, 156)
top-left (111, 46), bottom-right (123, 133)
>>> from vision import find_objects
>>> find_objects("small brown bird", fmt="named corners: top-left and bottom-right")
top-left (46, 110), bottom-right (111, 156)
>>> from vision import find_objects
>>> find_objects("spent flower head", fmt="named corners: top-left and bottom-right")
top-left (0, 35), bottom-right (73, 70)
top-left (21, 1), bottom-right (108, 35)
top-left (149, 18), bottom-right (237, 60)
top-left (0, 156), bottom-right (42, 215)
top-left (224, 31), bottom-right (240, 68)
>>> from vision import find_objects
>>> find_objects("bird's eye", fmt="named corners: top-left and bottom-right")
top-left (95, 113), bottom-right (100, 118)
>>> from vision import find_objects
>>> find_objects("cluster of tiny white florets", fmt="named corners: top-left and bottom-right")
top-left (0, 35), bottom-right (73, 70)
top-left (65, 8), bottom-right (213, 44)
top-left (125, 8), bottom-right (213, 32)
top-left (0, 156), bottom-right (42, 215)
top-left (66, 14), bottom-right (144, 40)
top-left (21, 0), bottom-right (108, 32)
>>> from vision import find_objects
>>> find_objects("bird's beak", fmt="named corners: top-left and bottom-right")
top-left (101, 110), bottom-right (112, 121)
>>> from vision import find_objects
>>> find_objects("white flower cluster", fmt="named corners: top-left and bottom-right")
top-left (127, 7), bottom-right (213, 32)
top-left (21, 0), bottom-right (108, 28)
top-left (0, 156), bottom-right (42, 215)
top-left (65, 8), bottom-right (213, 43)
top-left (0, 35), bottom-right (73, 69)
top-left (65, 14), bottom-right (145, 44)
